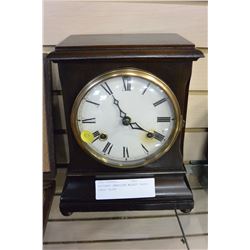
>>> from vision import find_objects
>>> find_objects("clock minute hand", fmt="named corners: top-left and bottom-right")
top-left (112, 96), bottom-right (127, 118)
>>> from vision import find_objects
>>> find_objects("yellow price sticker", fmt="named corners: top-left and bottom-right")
top-left (80, 130), bottom-right (94, 143)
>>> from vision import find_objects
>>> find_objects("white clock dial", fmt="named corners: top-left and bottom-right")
top-left (71, 69), bottom-right (182, 168)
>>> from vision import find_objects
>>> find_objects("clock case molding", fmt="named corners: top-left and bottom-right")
top-left (47, 34), bottom-right (203, 215)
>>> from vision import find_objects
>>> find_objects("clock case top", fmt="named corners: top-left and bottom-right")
top-left (48, 33), bottom-right (203, 176)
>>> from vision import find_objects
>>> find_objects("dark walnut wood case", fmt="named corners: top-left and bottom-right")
top-left (43, 54), bottom-right (56, 232)
top-left (48, 34), bottom-right (203, 215)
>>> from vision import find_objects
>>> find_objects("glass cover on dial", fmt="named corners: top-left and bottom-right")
top-left (71, 68), bottom-right (181, 168)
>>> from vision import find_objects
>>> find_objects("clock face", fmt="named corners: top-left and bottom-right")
top-left (71, 68), bottom-right (182, 168)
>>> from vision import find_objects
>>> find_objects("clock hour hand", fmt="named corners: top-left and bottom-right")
top-left (129, 122), bottom-right (149, 133)
top-left (112, 96), bottom-right (152, 138)
top-left (129, 121), bottom-right (155, 138)
top-left (112, 96), bottom-right (127, 118)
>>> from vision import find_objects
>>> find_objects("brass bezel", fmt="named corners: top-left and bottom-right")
top-left (71, 68), bottom-right (182, 168)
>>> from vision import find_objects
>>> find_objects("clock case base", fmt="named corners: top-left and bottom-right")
top-left (60, 173), bottom-right (193, 215)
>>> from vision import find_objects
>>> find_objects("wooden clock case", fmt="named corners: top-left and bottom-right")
top-left (48, 34), bottom-right (203, 215)
top-left (43, 54), bottom-right (56, 231)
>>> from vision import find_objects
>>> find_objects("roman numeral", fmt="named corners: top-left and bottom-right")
top-left (153, 131), bottom-right (165, 142)
top-left (157, 117), bottom-right (171, 122)
top-left (86, 100), bottom-right (100, 106)
top-left (101, 82), bottom-right (113, 95)
top-left (142, 82), bottom-right (150, 95)
top-left (102, 142), bottom-right (113, 154)
top-left (141, 144), bottom-right (149, 154)
top-left (122, 76), bottom-right (131, 91)
top-left (93, 131), bottom-right (100, 137)
top-left (80, 118), bottom-right (96, 123)
top-left (92, 131), bottom-right (100, 143)
top-left (153, 98), bottom-right (167, 107)
top-left (123, 146), bottom-right (129, 158)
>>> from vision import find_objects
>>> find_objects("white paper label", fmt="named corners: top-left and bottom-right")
top-left (95, 178), bottom-right (156, 200)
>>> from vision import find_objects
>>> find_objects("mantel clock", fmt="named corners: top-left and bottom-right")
top-left (48, 33), bottom-right (203, 215)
